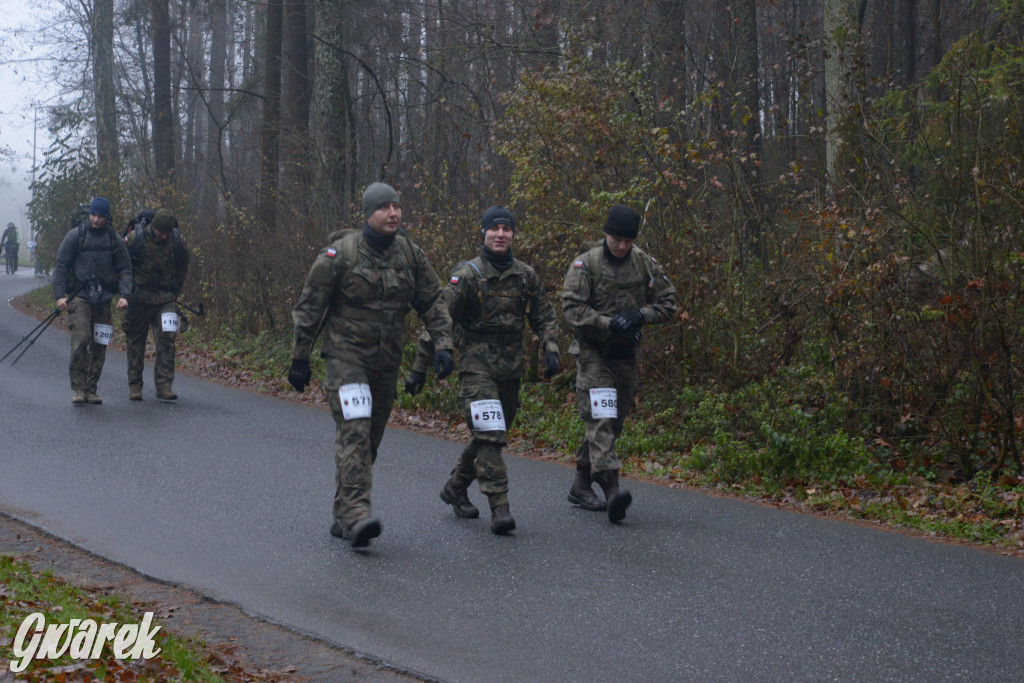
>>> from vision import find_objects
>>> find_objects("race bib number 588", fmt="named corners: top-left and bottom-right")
top-left (338, 383), bottom-right (372, 420)
top-left (589, 388), bottom-right (618, 419)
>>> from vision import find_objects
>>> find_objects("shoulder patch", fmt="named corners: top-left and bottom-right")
top-left (449, 275), bottom-right (460, 284)
top-left (325, 247), bottom-right (338, 259)
top-left (573, 260), bottom-right (584, 268)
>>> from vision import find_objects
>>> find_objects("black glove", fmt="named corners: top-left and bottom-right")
top-left (433, 349), bottom-right (455, 380)
top-left (405, 370), bottom-right (426, 396)
top-left (287, 359), bottom-right (312, 392)
top-left (609, 310), bottom-right (645, 344)
top-left (542, 351), bottom-right (561, 378)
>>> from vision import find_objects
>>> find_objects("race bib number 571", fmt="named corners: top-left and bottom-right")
top-left (338, 383), bottom-right (372, 420)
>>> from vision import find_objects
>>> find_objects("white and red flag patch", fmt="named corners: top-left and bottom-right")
top-left (325, 247), bottom-right (338, 258)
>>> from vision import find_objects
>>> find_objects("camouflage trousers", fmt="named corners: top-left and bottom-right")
top-left (574, 350), bottom-right (639, 473)
top-left (124, 301), bottom-right (177, 391)
top-left (324, 356), bottom-right (400, 529)
top-left (449, 373), bottom-right (521, 509)
top-left (65, 297), bottom-right (112, 394)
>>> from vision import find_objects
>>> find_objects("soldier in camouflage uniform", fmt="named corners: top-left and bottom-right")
top-left (124, 209), bottom-right (190, 401)
top-left (288, 182), bottom-right (454, 548)
top-left (407, 206), bottom-right (561, 535)
top-left (52, 197), bottom-right (133, 405)
top-left (561, 205), bottom-right (677, 522)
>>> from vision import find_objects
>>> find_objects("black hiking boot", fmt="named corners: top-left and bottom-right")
top-left (567, 462), bottom-right (607, 511)
top-left (440, 480), bottom-right (480, 518)
top-left (330, 516), bottom-right (382, 548)
top-left (593, 469), bottom-right (632, 523)
top-left (490, 505), bottom-right (516, 535)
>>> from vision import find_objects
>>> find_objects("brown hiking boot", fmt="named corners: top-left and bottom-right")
top-left (84, 392), bottom-right (102, 405)
top-left (440, 480), bottom-right (480, 518)
top-left (490, 504), bottom-right (516, 535)
top-left (568, 462), bottom-right (607, 511)
top-left (156, 388), bottom-right (177, 401)
top-left (129, 386), bottom-right (143, 401)
top-left (593, 469), bottom-right (633, 523)
top-left (71, 391), bottom-right (85, 406)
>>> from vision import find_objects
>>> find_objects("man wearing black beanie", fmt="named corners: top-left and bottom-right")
top-left (407, 205), bottom-right (561, 535)
top-left (561, 204), bottom-right (677, 522)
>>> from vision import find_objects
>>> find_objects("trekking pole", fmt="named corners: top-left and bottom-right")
top-left (2, 280), bottom-right (86, 364)
top-left (10, 311), bottom-right (62, 365)
top-left (1, 309), bottom-right (59, 363)
top-left (175, 300), bottom-right (205, 317)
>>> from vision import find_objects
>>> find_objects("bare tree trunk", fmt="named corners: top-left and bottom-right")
top-left (259, 0), bottom-right (284, 228)
top-left (93, 0), bottom-right (119, 197)
top-left (312, 0), bottom-right (354, 232)
top-left (896, 0), bottom-right (917, 86)
top-left (283, 0), bottom-right (311, 179)
top-left (151, 0), bottom-right (176, 189)
top-left (203, 0), bottom-right (227, 222)
top-left (733, 0), bottom-right (764, 259)
top-left (824, 0), bottom-right (863, 182)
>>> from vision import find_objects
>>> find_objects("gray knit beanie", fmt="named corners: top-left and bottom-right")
top-left (361, 182), bottom-right (401, 219)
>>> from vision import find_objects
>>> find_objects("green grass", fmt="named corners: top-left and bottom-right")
top-left (0, 555), bottom-right (225, 681)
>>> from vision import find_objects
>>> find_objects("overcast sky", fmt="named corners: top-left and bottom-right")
top-left (0, 0), bottom-right (55, 232)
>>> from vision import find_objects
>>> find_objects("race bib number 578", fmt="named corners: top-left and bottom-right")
top-left (470, 399), bottom-right (506, 432)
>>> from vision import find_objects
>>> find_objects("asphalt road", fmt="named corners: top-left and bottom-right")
top-left (2, 271), bottom-right (1023, 682)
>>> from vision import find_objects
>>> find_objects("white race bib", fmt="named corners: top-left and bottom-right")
top-left (93, 323), bottom-right (114, 346)
top-left (589, 388), bottom-right (618, 419)
top-left (470, 399), bottom-right (506, 432)
top-left (338, 383), bottom-right (373, 420)
top-left (161, 311), bottom-right (180, 332)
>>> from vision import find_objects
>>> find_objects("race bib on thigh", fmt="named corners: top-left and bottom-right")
top-left (589, 388), bottom-right (618, 419)
top-left (470, 399), bottom-right (506, 432)
top-left (93, 323), bottom-right (114, 346)
top-left (338, 383), bottom-right (373, 420)
top-left (161, 311), bottom-right (180, 333)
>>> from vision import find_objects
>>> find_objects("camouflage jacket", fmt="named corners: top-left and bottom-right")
top-left (125, 224), bottom-right (190, 305)
top-left (561, 242), bottom-right (677, 354)
top-left (414, 254), bottom-right (560, 380)
top-left (291, 229), bottom-right (452, 369)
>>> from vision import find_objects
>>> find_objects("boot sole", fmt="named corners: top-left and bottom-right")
top-left (440, 489), bottom-right (480, 518)
top-left (349, 518), bottom-right (382, 548)
top-left (567, 493), bottom-right (608, 512)
top-left (608, 491), bottom-right (633, 523)
top-left (491, 519), bottom-right (516, 535)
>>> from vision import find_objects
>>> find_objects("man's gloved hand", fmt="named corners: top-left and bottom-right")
top-left (288, 358), bottom-right (312, 392)
top-left (609, 310), bottom-right (645, 343)
top-left (543, 351), bottom-right (561, 378)
top-left (433, 349), bottom-right (455, 380)
top-left (405, 370), bottom-right (426, 396)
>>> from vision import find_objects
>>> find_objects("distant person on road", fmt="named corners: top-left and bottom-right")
top-left (407, 206), bottom-right (561, 535)
top-left (561, 205), bottom-right (677, 522)
top-left (288, 182), bottom-right (454, 549)
top-left (52, 197), bottom-right (133, 406)
top-left (2, 222), bottom-right (19, 274)
top-left (124, 208), bottom-right (190, 402)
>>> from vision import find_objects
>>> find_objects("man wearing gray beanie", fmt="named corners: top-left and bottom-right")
top-left (560, 204), bottom-right (677, 523)
top-left (289, 181), bottom-right (454, 549)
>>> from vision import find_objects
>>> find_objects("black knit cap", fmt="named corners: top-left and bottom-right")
top-left (603, 204), bottom-right (641, 239)
top-left (480, 206), bottom-right (515, 236)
